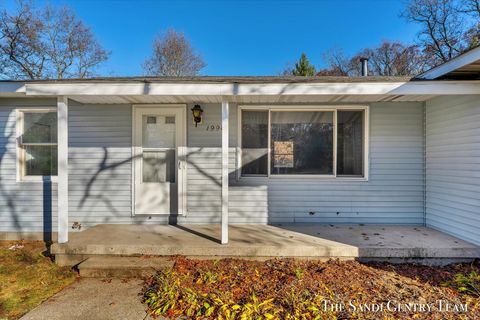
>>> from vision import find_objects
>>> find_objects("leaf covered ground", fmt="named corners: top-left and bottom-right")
top-left (0, 241), bottom-right (77, 320)
top-left (143, 257), bottom-right (479, 319)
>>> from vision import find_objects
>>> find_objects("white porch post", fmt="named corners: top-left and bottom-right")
top-left (221, 101), bottom-right (229, 244)
top-left (57, 96), bottom-right (69, 243)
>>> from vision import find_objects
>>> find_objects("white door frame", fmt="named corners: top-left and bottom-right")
top-left (131, 104), bottom-right (187, 216)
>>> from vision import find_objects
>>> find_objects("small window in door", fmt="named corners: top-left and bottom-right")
top-left (142, 116), bottom-right (176, 148)
top-left (146, 116), bottom-right (157, 124)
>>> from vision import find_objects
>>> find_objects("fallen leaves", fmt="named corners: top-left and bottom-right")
top-left (142, 258), bottom-right (479, 319)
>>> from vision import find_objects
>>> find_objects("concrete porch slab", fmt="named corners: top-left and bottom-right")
top-left (78, 256), bottom-right (174, 278)
top-left (50, 224), bottom-right (480, 265)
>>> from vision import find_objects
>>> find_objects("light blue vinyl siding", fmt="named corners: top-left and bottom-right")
top-left (68, 103), bottom-right (263, 226)
top-left (1, 99), bottom-right (424, 234)
top-left (185, 103), bottom-right (267, 223)
top-left (235, 102), bottom-right (425, 224)
top-left (426, 95), bottom-right (480, 245)
top-left (0, 99), bottom-right (58, 233)
top-left (68, 104), bottom-right (133, 226)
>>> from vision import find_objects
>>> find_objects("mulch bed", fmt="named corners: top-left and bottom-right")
top-left (143, 257), bottom-right (479, 319)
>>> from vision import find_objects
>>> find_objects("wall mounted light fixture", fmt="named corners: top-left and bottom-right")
top-left (191, 104), bottom-right (204, 127)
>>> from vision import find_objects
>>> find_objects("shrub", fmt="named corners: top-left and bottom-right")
top-left (445, 271), bottom-right (480, 297)
top-left (143, 258), bottom-right (477, 319)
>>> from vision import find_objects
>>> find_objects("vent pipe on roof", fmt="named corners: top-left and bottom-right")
top-left (360, 58), bottom-right (369, 76)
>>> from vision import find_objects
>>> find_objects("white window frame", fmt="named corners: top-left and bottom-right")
top-left (16, 108), bottom-right (58, 182)
top-left (237, 105), bottom-right (369, 181)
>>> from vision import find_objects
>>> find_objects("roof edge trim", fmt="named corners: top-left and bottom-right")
top-left (417, 46), bottom-right (480, 80)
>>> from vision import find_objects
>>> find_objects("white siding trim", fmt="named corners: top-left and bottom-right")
top-left (418, 46), bottom-right (480, 79)
top-left (221, 101), bottom-right (229, 244)
top-left (364, 106), bottom-right (370, 181)
top-left (57, 96), bottom-right (68, 243)
top-left (131, 105), bottom-right (135, 216)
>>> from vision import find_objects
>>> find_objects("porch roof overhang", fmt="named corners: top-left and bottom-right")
top-left (417, 46), bottom-right (480, 80)
top-left (1, 76), bottom-right (480, 104)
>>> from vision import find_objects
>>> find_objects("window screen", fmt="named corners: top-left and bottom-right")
top-left (337, 110), bottom-right (364, 176)
top-left (241, 110), bottom-right (268, 175)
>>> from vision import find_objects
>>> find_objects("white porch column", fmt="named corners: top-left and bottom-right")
top-left (221, 101), bottom-right (229, 244)
top-left (57, 96), bottom-right (69, 243)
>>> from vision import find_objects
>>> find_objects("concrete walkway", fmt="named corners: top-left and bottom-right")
top-left (21, 279), bottom-right (151, 320)
top-left (51, 224), bottom-right (480, 266)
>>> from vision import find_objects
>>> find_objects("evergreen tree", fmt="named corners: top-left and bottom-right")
top-left (292, 53), bottom-right (316, 76)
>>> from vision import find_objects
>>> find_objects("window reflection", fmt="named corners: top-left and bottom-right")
top-left (271, 111), bottom-right (334, 175)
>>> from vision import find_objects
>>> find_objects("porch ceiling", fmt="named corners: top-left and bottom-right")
top-left (68, 94), bottom-right (437, 104)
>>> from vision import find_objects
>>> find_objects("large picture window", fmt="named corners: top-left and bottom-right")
top-left (18, 110), bottom-right (58, 178)
top-left (271, 111), bottom-right (333, 175)
top-left (240, 107), bottom-right (367, 178)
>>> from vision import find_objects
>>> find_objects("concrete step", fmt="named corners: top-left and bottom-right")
top-left (78, 256), bottom-right (174, 278)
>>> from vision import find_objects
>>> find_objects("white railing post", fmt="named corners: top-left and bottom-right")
top-left (221, 101), bottom-right (229, 244)
top-left (57, 96), bottom-right (69, 243)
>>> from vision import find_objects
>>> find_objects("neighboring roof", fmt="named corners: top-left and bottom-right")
top-left (0, 75), bottom-right (414, 84)
top-left (417, 46), bottom-right (480, 80)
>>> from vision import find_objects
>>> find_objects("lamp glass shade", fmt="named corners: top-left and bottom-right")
top-left (191, 105), bottom-right (203, 126)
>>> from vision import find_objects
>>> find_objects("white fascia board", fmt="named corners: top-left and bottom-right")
top-left (387, 81), bottom-right (480, 95)
top-left (418, 46), bottom-right (480, 79)
top-left (25, 82), bottom-right (408, 96)
top-left (23, 80), bottom-right (480, 96)
top-left (0, 82), bottom-right (26, 95)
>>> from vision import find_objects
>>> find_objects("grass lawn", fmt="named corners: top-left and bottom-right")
top-left (143, 258), bottom-right (480, 319)
top-left (0, 241), bottom-right (77, 320)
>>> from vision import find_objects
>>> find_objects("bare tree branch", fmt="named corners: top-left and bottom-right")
top-left (461, 0), bottom-right (480, 47)
top-left (0, 0), bottom-right (109, 80)
top-left (320, 48), bottom-right (360, 76)
top-left (402, 0), bottom-right (471, 67)
top-left (359, 41), bottom-right (427, 76)
top-left (143, 29), bottom-right (206, 77)
top-left (319, 41), bottom-right (426, 76)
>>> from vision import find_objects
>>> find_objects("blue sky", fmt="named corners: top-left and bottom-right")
top-left (2, 0), bottom-right (420, 76)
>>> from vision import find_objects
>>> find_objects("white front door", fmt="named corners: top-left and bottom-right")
top-left (133, 106), bottom-right (186, 215)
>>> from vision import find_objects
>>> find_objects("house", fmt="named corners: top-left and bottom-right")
top-left (0, 46), bottom-right (479, 251)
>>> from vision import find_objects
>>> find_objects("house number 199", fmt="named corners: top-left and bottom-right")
top-left (206, 124), bottom-right (222, 131)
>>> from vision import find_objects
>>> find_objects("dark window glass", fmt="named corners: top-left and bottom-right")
top-left (21, 112), bottom-right (58, 176)
top-left (24, 145), bottom-right (58, 176)
top-left (270, 111), bottom-right (333, 175)
top-left (337, 110), bottom-right (364, 176)
top-left (22, 112), bottom-right (57, 143)
top-left (241, 111), bottom-right (268, 175)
